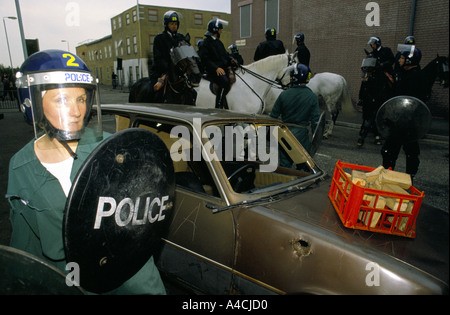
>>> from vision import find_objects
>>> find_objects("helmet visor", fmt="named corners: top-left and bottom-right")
top-left (40, 86), bottom-right (94, 140)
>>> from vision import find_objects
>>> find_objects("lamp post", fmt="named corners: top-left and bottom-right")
top-left (61, 39), bottom-right (70, 52)
top-left (2, 16), bottom-right (17, 68)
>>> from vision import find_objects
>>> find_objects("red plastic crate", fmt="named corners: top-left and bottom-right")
top-left (328, 160), bottom-right (424, 238)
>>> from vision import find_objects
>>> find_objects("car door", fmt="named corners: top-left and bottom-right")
top-left (131, 118), bottom-right (236, 294)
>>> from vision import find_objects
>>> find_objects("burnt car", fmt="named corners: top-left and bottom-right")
top-left (100, 103), bottom-right (448, 295)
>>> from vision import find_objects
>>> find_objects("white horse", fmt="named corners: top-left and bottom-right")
top-left (306, 72), bottom-right (353, 138)
top-left (263, 71), bottom-right (353, 138)
top-left (195, 53), bottom-right (291, 114)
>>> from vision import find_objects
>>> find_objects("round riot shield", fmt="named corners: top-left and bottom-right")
top-left (376, 96), bottom-right (431, 143)
top-left (64, 128), bottom-right (175, 293)
top-left (0, 245), bottom-right (85, 295)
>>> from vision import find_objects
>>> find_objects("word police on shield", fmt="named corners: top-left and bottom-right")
top-left (63, 128), bottom-right (175, 293)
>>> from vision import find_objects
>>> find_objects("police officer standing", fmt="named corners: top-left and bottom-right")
top-left (381, 46), bottom-right (424, 180)
top-left (254, 28), bottom-right (286, 61)
top-left (150, 11), bottom-right (185, 100)
top-left (294, 33), bottom-right (311, 67)
top-left (199, 19), bottom-right (233, 109)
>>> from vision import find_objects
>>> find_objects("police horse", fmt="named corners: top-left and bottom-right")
top-left (195, 53), bottom-right (292, 114)
top-left (305, 72), bottom-right (353, 138)
top-left (129, 34), bottom-right (202, 105)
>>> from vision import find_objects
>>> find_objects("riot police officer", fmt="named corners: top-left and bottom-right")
top-left (381, 47), bottom-right (424, 179)
top-left (294, 33), bottom-right (311, 67)
top-left (151, 11), bottom-right (185, 97)
top-left (228, 44), bottom-right (244, 66)
top-left (254, 28), bottom-right (286, 61)
top-left (368, 36), bottom-right (395, 74)
top-left (199, 18), bottom-right (233, 109)
top-left (8, 49), bottom-right (166, 294)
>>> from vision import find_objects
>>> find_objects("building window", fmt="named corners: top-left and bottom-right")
top-left (127, 37), bottom-right (131, 54)
top-left (133, 10), bottom-right (137, 22)
top-left (194, 13), bottom-right (203, 25)
top-left (149, 35), bottom-right (156, 53)
top-left (148, 9), bottom-right (158, 22)
top-left (133, 35), bottom-right (138, 54)
top-left (112, 19), bottom-right (116, 30)
top-left (240, 4), bottom-right (252, 38)
top-left (126, 13), bottom-right (130, 25)
top-left (118, 16), bottom-right (122, 28)
top-left (265, 0), bottom-right (279, 31)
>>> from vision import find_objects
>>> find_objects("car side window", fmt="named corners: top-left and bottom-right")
top-left (134, 119), bottom-right (221, 198)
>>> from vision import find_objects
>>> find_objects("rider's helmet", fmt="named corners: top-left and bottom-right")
top-left (401, 46), bottom-right (422, 66)
top-left (206, 19), bottom-right (228, 37)
top-left (368, 36), bottom-right (381, 48)
top-left (404, 35), bottom-right (416, 45)
top-left (228, 44), bottom-right (239, 55)
top-left (163, 11), bottom-right (181, 31)
top-left (291, 63), bottom-right (312, 84)
top-left (294, 33), bottom-right (305, 44)
top-left (265, 28), bottom-right (277, 40)
top-left (16, 49), bottom-right (96, 141)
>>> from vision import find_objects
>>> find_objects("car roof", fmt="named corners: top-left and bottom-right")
top-left (99, 103), bottom-right (279, 125)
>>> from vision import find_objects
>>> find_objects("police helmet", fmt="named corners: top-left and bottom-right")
top-left (16, 49), bottom-right (96, 141)
top-left (401, 46), bottom-right (422, 66)
top-left (265, 28), bottom-right (277, 40)
top-left (294, 33), bottom-right (305, 44)
top-left (206, 19), bottom-right (228, 35)
top-left (368, 36), bottom-right (381, 47)
top-left (291, 63), bottom-right (312, 84)
top-left (404, 35), bottom-right (416, 45)
top-left (163, 11), bottom-right (181, 29)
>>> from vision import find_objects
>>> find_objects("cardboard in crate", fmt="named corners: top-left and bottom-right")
top-left (328, 160), bottom-right (424, 238)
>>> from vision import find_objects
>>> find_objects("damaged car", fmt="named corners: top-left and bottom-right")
top-left (99, 103), bottom-right (448, 295)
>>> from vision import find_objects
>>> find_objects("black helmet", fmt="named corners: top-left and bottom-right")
top-left (291, 63), bottom-right (312, 84)
top-left (404, 35), bottom-right (415, 45)
top-left (206, 19), bottom-right (228, 36)
top-left (368, 36), bottom-right (381, 47)
top-left (163, 11), bottom-right (181, 30)
top-left (265, 28), bottom-right (277, 40)
top-left (401, 46), bottom-right (422, 66)
top-left (294, 33), bottom-right (305, 44)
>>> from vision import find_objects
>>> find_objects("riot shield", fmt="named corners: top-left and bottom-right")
top-left (0, 245), bottom-right (85, 295)
top-left (376, 96), bottom-right (431, 143)
top-left (64, 128), bottom-right (175, 293)
top-left (310, 111), bottom-right (326, 156)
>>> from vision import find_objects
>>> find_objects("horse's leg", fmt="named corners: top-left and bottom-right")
top-left (323, 101), bottom-right (337, 138)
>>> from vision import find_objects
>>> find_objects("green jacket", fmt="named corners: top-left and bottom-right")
top-left (6, 128), bottom-right (166, 294)
top-left (270, 85), bottom-right (320, 152)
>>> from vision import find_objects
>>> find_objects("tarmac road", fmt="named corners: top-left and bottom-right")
top-left (1, 85), bottom-right (448, 249)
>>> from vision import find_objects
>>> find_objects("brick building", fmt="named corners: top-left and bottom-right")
top-left (76, 5), bottom-right (230, 87)
top-left (231, 0), bottom-right (449, 117)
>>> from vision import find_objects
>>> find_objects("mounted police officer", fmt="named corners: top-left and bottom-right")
top-left (381, 46), bottom-right (424, 180)
top-left (150, 10), bottom-right (185, 100)
top-left (270, 63), bottom-right (320, 158)
top-left (368, 36), bottom-right (395, 74)
top-left (254, 28), bottom-right (286, 61)
top-left (294, 33), bottom-right (311, 67)
top-left (394, 35), bottom-right (416, 71)
top-left (199, 18), bottom-right (234, 109)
